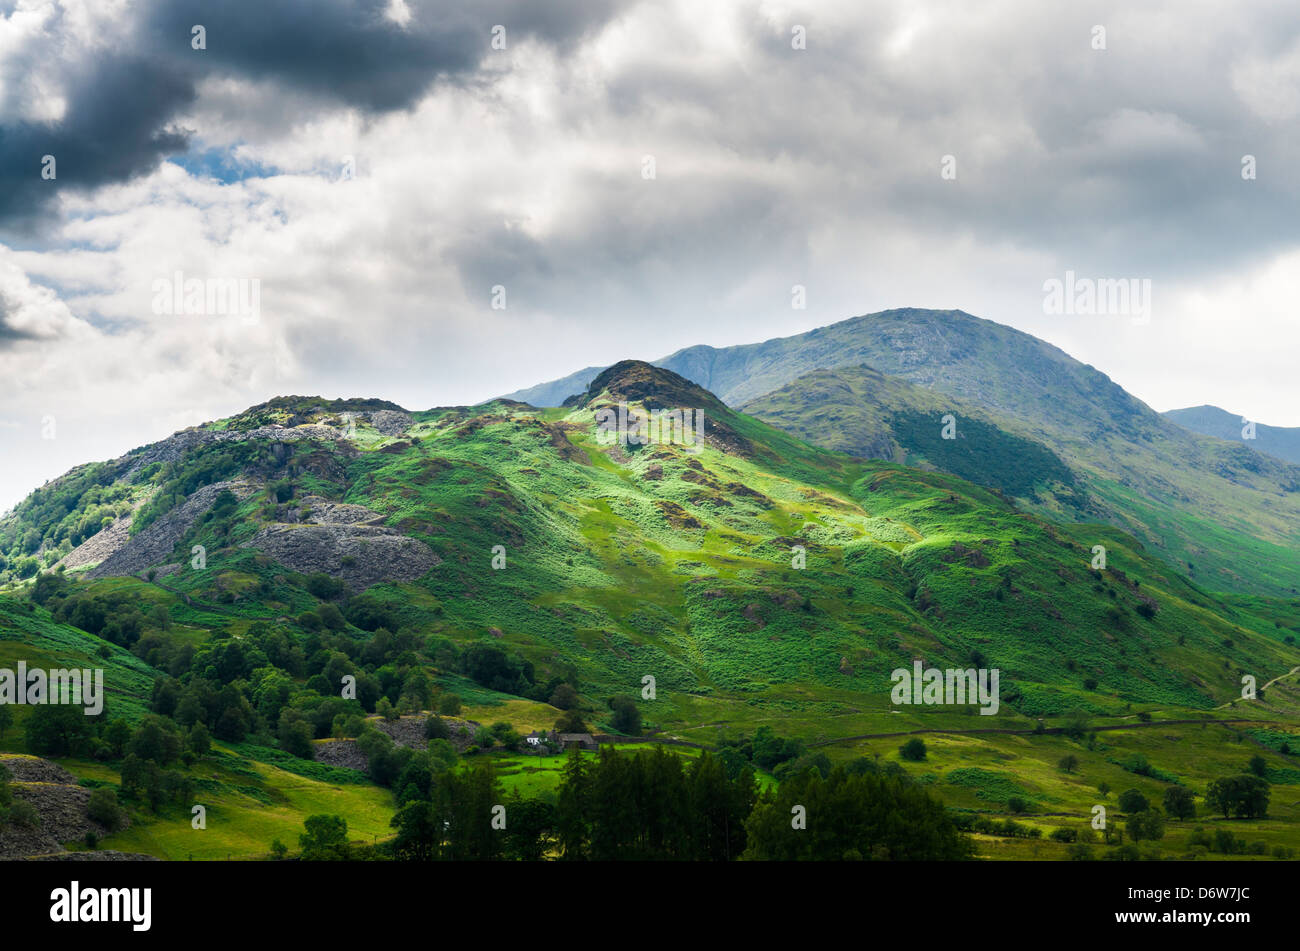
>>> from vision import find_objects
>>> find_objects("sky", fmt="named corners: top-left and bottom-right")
top-left (1, 0), bottom-right (1298, 511)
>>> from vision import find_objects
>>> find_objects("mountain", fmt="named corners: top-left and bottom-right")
top-left (505, 365), bottom-right (608, 409)
top-left (4, 364), bottom-right (1300, 859)
top-left (737, 363), bottom-right (1083, 508)
top-left (1165, 405), bottom-right (1300, 466)
top-left (4, 366), bottom-right (1295, 712)
top-left (507, 309), bottom-right (1300, 596)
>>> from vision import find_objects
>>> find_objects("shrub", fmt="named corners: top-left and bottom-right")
top-left (9, 799), bottom-right (40, 829)
top-left (899, 738), bottom-right (927, 761)
top-left (1117, 788), bottom-right (1149, 814)
top-left (87, 787), bottom-right (126, 832)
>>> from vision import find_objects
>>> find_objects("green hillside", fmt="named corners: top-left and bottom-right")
top-left (1, 362), bottom-right (1299, 861)
top-left (509, 309), bottom-right (1300, 596)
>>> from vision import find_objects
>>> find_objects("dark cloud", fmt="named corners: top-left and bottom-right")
top-left (0, 0), bottom-right (620, 230)
top-left (0, 293), bottom-right (39, 344)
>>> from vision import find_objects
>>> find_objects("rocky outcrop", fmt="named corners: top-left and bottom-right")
top-left (294, 496), bottom-right (386, 526)
top-left (0, 755), bottom-right (137, 859)
top-left (245, 523), bottom-right (439, 591)
top-left (58, 512), bottom-right (135, 572)
top-left (122, 424), bottom-right (355, 481)
top-left (87, 481), bottom-right (258, 579)
top-left (367, 410), bottom-right (414, 436)
top-left (312, 739), bottom-right (369, 773)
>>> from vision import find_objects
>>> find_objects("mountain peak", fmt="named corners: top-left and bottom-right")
top-left (565, 360), bottom-right (724, 411)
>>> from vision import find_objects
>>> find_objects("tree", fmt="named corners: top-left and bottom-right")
top-left (317, 603), bottom-right (346, 631)
top-left (428, 763), bottom-right (504, 861)
top-left (299, 814), bottom-right (351, 861)
top-left (1248, 755), bottom-right (1268, 778)
top-left (86, 787), bottom-right (126, 832)
top-left (555, 709), bottom-right (588, 733)
top-left (490, 721), bottom-right (521, 749)
top-left (1117, 788), bottom-right (1149, 814)
top-left (278, 709), bottom-right (315, 759)
top-left (424, 715), bottom-right (449, 741)
top-left (127, 715), bottom-right (183, 765)
top-left (555, 748), bottom-right (593, 859)
top-left (1205, 775), bottom-right (1270, 819)
top-left (187, 722), bottom-right (211, 757)
top-left (438, 694), bottom-right (462, 716)
top-left (1125, 809), bottom-right (1165, 842)
top-left (25, 703), bottom-right (95, 757)
top-left (743, 768), bottom-right (972, 861)
top-left (549, 683), bottom-right (579, 710)
top-left (609, 696), bottom-right (642, 736)
top-left (1057, 754), bottom-right (1079, 773)
top-left (502, 793), bottom-right (555, 861)
top-left (899, 738), bottom-right (927, 761)
top-left (1163, 785), bottom-right (1196, 821)
top-left (391, 800), bottom-right (439, 861)
top-left (103, 719), bottom-right (132, 758)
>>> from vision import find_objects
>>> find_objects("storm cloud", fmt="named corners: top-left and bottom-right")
top-left (0, 0), bottom-right (619, 227)
top-left (0, 0), bottom-right (1298, 512)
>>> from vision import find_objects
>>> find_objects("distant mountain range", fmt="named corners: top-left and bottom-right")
top-left (1164, 404), bottom-right (1300, 466)
top-left (506, 308), bottom-right (1300, 596)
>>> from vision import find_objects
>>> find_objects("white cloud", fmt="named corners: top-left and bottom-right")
top-left (0, 0), bottom-right (1298, 511)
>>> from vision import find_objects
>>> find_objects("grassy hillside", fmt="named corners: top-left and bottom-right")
top-left (1, 363), bottom-right (1299, 860)
top-left (505, 309), bottom-right (1300, 596)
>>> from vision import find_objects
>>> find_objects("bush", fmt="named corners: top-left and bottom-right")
top-left (87, 787), bottom-right (126, 832)
top-left (9, 799), bottom-right (40, 829)
top-left (278, 710), bottom-right (315, 760)
top-left (490, 721), bottom-right (521, 748)
top-left (549, 683), bottom-right (579, 710)
top-left (1212, 829), bottom-right (1240, 854)
top-left (304, 572), bottom-right (345, 600)
top-left (609, 696), bottom-right (642, 736)
top-left (1117, 788), bottom-right (1149, 814)
top-left (899, 738), bottom-right (927, 761)
top-left (1126, 809), bottom-right (1166, 843)
top-left (1163, 785), bottom-right (1196, 821)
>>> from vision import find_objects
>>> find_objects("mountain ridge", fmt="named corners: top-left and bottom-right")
top-left (1165, 404), bottom-right (1300, 466)
top-left (503, 308), bottom-right (1300, 596)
